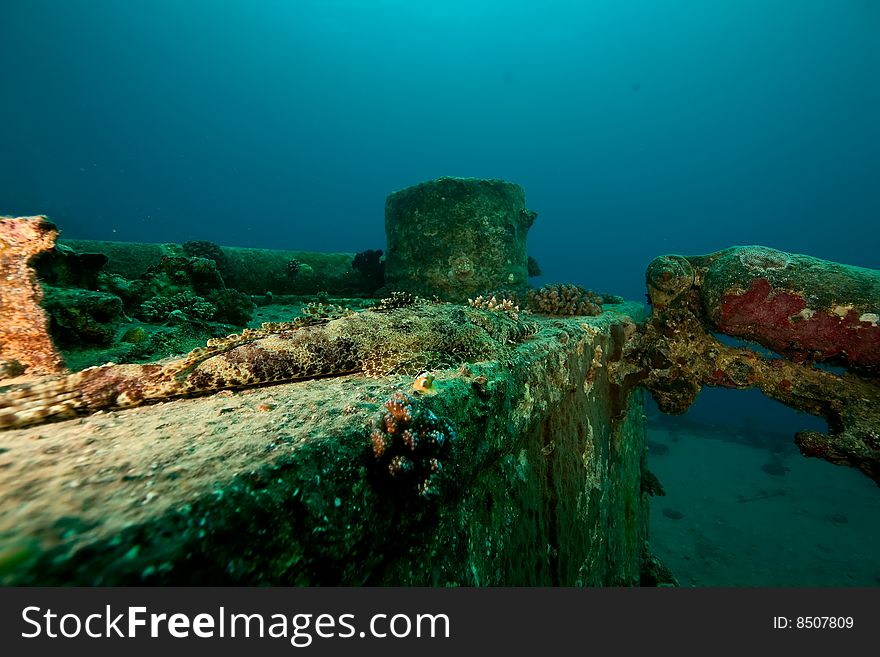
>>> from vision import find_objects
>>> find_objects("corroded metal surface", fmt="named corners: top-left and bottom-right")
top-left (0, 216), bottom-right (65, 376)
top-left (614, 246), bottom-right (880, 484)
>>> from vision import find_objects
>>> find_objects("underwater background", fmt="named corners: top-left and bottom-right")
top-left (1, 0), bottom-right (878, 585)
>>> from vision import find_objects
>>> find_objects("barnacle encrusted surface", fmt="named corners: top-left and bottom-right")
top-left (0, 303), bottom-right (539, 429)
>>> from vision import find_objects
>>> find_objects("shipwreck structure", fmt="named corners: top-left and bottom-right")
top-left (0, 177), bottom-right (877, 585)
top-left (614, 246), bottom-right (880, 484)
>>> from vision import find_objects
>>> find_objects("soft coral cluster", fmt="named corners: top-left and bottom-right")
top-left (527, 283), bottom-right (603, 316)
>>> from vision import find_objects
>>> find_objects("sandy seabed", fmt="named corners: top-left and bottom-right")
top-left (647, 416), bottom-right (880, 587)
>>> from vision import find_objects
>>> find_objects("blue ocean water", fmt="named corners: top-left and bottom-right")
top-left (2, 0), bottom-right (877, 299)
top-left (1, 0), bottom-right (878, 584)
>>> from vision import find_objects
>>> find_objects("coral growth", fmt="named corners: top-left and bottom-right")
top-left (648, 246), bottom-right (880, 372)
top-left (286, 259), bottom-right (302, 276)
top-left (370, 291), bottom-right (425, 312)
top-left (615, 246), bottom-right (880, 485)
top-left (120, 327), bottom-right (149, 345)
top-left (206, 288), bottom-right (255, 326)
top-left (139, 292), bottom-right (217, 324)
top-left (527, 284), bottom-right (603, 316)
top-left (41, 288), bottom-right (124, 347)
top-left (33, 244), bottom-right (108, 290)
top-left (383, 177), bottom-right (536, 301)
top-left (468, 294), bottom-right (522, 321)
top-left (116, 253), bottom-right (257, 326)
top-left (182, 240), bottom-right (229, 277)
top-left (369, 391), bottom-right (455, 499)
top-left (716, 277), bottom-right (879, 371)
top-left (352, 249), bottom-right (385, 288)
top-left (142, 255), bottom-right (225, 297)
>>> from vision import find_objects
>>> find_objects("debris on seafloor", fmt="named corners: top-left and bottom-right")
top-left (611, 245), bottom-right (880, 485)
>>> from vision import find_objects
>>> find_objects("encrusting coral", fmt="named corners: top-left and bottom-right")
top-left (286, 259), bottom-right (302, 276)
top-left (383, 177), bottom-right (536, 301)
top-left (142, 255), bottom-right (226, 297)
top-left (0, 216), bottom-right (65, 376)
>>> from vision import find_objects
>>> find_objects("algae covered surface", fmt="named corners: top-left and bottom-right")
top-left (0, 300), bottom-right (652, 585)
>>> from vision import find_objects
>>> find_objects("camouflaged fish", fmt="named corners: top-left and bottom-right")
top-left (0, 302), bottom-right (539, 430)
